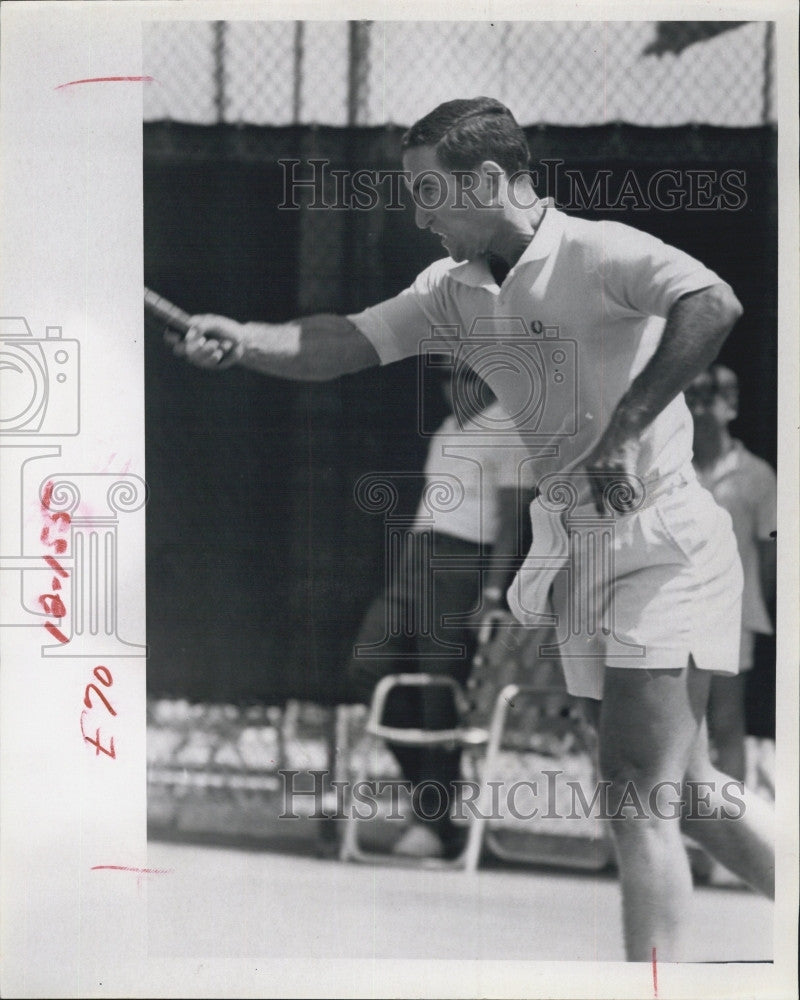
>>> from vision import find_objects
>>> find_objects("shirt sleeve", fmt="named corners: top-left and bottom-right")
top-left (602, 222), bottom-right (724, 319)
top-left (347, 260), bottom-right (455, 366)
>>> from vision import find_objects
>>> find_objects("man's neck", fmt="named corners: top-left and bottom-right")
top-left (487, 188), bottom-right (544, 271)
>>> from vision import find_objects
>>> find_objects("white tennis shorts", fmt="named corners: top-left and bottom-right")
top-left (507, 470), bottom-right (744, 700)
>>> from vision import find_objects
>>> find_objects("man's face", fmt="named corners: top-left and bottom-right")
top-left (686, 372), bottom-right (738, 430)
top-left (402, 145), bottom-right (500, 262)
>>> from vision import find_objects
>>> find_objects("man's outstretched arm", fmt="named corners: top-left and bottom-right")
top-left (166, 312), bottom-right (381, 381)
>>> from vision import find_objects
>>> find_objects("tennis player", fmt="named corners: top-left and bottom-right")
top-left (167, 97), bottom-right (774, 962)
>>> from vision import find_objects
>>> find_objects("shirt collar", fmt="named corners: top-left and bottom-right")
top-left (446, 199), bottom-right (565, 289)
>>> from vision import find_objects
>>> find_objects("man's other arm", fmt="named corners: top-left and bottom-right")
top-left (582, 283), bottom-right (742, 506)
top-left (601, 283), bottom-right (743, 444)
top-left (167, 313), bottom-right (380, 381)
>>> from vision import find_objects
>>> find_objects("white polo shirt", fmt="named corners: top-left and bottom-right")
top-left (413, 400), bottom-right (537, 544)
top-left (349, 205), bottom-right (723, 486)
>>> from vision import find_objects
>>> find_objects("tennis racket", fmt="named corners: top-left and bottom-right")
top-left (144, 286), bottom-right (193, 336)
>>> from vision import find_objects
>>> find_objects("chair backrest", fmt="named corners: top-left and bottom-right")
top-left (465, 612), bottom-right (567, 730)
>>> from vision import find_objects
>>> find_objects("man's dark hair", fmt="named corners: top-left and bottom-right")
top-left (402, 97), bottom-right (530, 176)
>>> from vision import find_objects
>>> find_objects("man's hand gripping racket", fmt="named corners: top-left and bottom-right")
top-left (144, 287), bottom-right (245, 370)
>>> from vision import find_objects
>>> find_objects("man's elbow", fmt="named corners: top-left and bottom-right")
top-left (710, 282), bottom-right (744, 330)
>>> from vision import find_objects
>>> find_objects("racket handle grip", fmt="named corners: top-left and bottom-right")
top-left (144, 287), bottom-right (193, 336)
top-left (145, 286), bottom-right (241, 366)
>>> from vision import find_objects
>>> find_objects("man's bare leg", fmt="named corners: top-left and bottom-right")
top-left (598, 662), bottom-right (709, 962)
top-left (681, 718), bottom-right (774, 897)
top-left (706, 672), bottom-right (748, 781)
top-left (599, 661), bottom-right (775, 962)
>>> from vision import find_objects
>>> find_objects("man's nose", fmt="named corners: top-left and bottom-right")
top-left (414, 204), bottom-right (432, 230)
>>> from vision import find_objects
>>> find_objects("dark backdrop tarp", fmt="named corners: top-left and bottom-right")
top-left (144, 123), bottom-right (777, 728)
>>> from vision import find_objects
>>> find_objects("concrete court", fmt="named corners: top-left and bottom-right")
top-left (145, 840), bottom-right (773, 964)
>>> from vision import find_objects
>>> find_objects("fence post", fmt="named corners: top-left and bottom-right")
top-left (347, 21), bottom-right (371, 126)
top-left (762, 21), bottom-right (775, 125)
top-left (212, 20), bottom-right (227, 124)
top-left (292, 21), bottom-right (305, 124)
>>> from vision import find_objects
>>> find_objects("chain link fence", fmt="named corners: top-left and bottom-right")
top-left (144, 20), bottom-right (775, 128)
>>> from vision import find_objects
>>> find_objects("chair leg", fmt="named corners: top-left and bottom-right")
top-left (339, 732), bottom-right (379, 863)
top-left (460, 753), bottom-right (488, 873)
top-left (459, 685), bottom-right (519, 872)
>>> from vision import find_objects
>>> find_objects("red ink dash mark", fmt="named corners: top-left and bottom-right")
top-left (55, 76), bottom-right (154, 90)
top-left (44, 621), bottom-right (70, 644)
top-left (652, 946), bottom-right (658, 998)
top-left (44, 554), bottom-right (69, 577)
top-left (91, 865), bottom-right (173, 875)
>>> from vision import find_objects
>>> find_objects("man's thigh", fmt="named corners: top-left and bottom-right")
top-left (599, 660), bottom-right (711, 783)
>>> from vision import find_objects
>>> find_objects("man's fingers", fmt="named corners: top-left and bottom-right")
top-left (165, 316), bottom-right (244, 371)
top-left (589, 476), bottom-right (606, 516)
top-left (212, 340), bottom-right (244, 370)
top-left (583, 463), bottom-right (635, 515)
top-left (165, 325), bottom-right (233, 369)
top-left (164, 329), bottom-right (185, 353)
top-left (183, 326), bottom-right (219, 366)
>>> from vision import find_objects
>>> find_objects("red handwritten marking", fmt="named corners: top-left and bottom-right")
top-left (44, 621), bottom-right (70, 643)
top-left (38, 593), bottom-right (66, 617)
top-left (40, 525), bottom-right (68, 554)
top-left (45, 555), bottom-right (68, 577)
top-left (652, 947), bottom-right (658, 997)
top-left (41, 481), bottom-right (55, 510)
top-left (81, 666), bottom-right (117, 758)
top-left (91, 865), bottom-right (173, 875)
top-left (80, 710), bottom-right (116, 758)
top-left (55, 76), bottom-right (154, 90)
top-left (40, 481), bottom-right (72, 639)
top-left (84, 682), bottom-right (117, 716)
top-left (94, 665), bottom-right (113, 687)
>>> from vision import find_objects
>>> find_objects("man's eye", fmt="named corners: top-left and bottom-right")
top-left (418, 184), bottom-right (443, 207)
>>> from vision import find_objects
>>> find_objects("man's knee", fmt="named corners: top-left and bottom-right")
top-left (599, 735), bottom-right (661, 787)
top-left (599, 735), bottom-right (699, 826)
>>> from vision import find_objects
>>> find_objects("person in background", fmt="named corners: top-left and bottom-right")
top-left (347, 369), bottom-right (536, 859)
top-left (687, 365), bottom-right (777, 782)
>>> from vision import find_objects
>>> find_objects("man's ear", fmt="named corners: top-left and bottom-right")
top-left (479, 160), bottom-right (506, 203)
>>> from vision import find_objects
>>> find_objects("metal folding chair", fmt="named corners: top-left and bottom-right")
top-left (339, 613), bottom-right (613, 872)
top-left (339, 672), bottom-right (490, 868)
